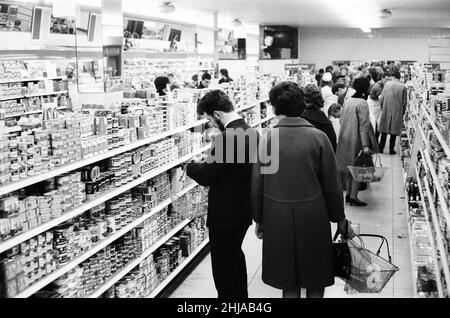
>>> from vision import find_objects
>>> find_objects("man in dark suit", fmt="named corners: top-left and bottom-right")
top-left (186, 90), bottom-right (259, 298)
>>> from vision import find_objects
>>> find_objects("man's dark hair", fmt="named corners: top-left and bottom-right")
top-left (154, 76), bottom-right (170, 96)
top-left (332, 82), bottom-right (347, 95)
top-left (191, 74), bottom-right (198, 81)
top-left (197, 90), bottom-right (234, 115)
top-left (220, 69), bottom-right (229, 77)
top-left (318, 68), bottom-right (324, 74)
top-left (269, 82), bottom-right (306, 117)
top-left (325, 65), bottom-right (333, 73)
top-left (202, 72), bottom-right (212, 81)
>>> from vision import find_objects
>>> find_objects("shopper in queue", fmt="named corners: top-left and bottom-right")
top-left (188, 74), bottom-right (199, 88)
top-left (154, 76), bottom-right (170, 96)
top-left (336, 77), bottom-right (379, 207)
top-left (302, 84), bottom-right (337, 151)
top-left (332, 82), bottom-right (355, 107)
top-left (315, 68), bottom-right (324, 84)
top-left (367, 70), bottom-right (388, 141)
top-left (196, 72), bottom-right (212, 89)
top-left (378, 68), bottom-right (407, 155)
top-left (320, 72), bottom-right (338, 115)
top-left (218, 68), bottom-right (233, 84)
top-left (252, 82), bottom-right (355, 298)
top-left (186, 90), bottom-right (259, 298)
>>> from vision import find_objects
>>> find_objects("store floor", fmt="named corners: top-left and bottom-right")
top-left (170, 153), bottom-right (414, 298)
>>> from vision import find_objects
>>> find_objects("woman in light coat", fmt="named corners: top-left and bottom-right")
top-left (252, 82), bottom-right (355, 298)
top-left (378, 69), bottom-right (408, 154)
top-left (336, 77), bottom-right (379, 207)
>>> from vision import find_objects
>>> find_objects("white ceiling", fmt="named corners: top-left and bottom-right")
top-left (169, 0), bottom-right (450, 29)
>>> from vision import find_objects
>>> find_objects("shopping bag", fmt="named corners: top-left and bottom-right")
top-left (344, 234), bottom-right (399, 293)
top-left (332, 221), bottom-right (352, 280)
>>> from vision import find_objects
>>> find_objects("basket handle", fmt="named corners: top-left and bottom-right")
top-left (358, 234), bottom-right (393, 263)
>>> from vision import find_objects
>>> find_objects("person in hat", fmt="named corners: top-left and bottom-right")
top-left (320, 72), bottom-right (338, 115)
top-left (302, 84), bottom-right (337, 151)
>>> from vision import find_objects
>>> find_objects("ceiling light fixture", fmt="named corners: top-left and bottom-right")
top-left (378, 9), bottom-right (392, 19)
top-left (231, 19), bottom-right (242, 27)
top-left (159, 2), bottom-right (175, 14)
top-left (360, 27), bottom-right (372, 33)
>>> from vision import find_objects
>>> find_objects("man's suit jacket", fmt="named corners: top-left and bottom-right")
top-left (187, 119), bottom-right (259, 230)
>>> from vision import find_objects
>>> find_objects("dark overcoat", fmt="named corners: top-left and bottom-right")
top-left (252, 117), bottom-right (346, 289)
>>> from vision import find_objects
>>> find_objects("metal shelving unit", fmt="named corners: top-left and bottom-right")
top-left (415, 173), bottom-right (445, 297)
top-left (14, 182), bottom-right (201, 298)
top-left (87, 219), bottom-right (193, 298)
top-left (0, 145), bottom-right (210, 254)
top-left (0, 119), bottom-right (208, 197)
top-left (147, 238), bottom-right (209, 298)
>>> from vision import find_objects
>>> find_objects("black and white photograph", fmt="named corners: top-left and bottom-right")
top-left (0, 0), bottom-right (450, 310)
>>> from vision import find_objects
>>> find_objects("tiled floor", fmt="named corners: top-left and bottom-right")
top-left (170, 153), bottom-right (415, 298)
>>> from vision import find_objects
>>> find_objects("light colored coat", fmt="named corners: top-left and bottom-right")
top-left (252, 117), bottom-right (345, 289)
top-left (336, 97), bottom-right (379, 174)
top-left (378, 79), bottom-right (407, 136)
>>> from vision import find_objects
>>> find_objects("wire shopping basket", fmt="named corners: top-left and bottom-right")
top-left (347, 154), bottom-right (389, 183)
top-left (169, 167), bottom-right (208, 220)
top-left (344, 234), bottom-right (399, 293)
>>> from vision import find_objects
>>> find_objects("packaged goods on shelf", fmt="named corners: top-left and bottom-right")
top-left (405, 177), bottom-right (439, 298)
top-left (123, 57), bottom-right (198, 91)
top-left (0, 133), bottom-right (204, 243)
top-left (27, 206), bottom-right (188, 298)
top-left (0, 98), bottom-right (203, 187)
top-left (240, 106), bottom-right (260, 127)
top-left (0, 60), bottom-right (62, 83)
top-left (99, 215), bottom-right (208, 298)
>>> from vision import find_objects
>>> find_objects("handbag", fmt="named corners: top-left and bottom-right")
top-left (332, 220), bottom-right (352, 280)
top-left (353, 150), bottom-right (374, 167)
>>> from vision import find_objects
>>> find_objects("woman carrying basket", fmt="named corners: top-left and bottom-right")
top-left (336, 77), bottom-right (379, 207)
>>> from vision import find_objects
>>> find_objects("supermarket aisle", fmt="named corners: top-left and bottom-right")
top-left (170, 153), bottom-right (414, 298)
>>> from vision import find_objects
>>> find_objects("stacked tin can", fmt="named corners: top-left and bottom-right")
top-left (34, 129), bottom-right (51, 174)
top-left (138, 172), bottom-right (171, 209)
top-left (55, 171), bottom-right (85, 212)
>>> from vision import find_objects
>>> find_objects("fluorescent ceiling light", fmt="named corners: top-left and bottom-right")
top-left (320, 0), bottom-right (381, 31)
top-left (360, 27), bottom-right (371, 33)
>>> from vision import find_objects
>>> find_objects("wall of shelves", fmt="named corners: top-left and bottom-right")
top-left (402, 66), bottom-right (450, 297)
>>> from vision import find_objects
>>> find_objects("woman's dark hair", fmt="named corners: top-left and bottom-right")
top-left (197, 90), bottom-right (234, 115)
top-left (269, 82), bottom-right (306, 117)
top-left (220, 69), bottom-right (229, 78)
top-left (352, 77), bottom-right (370, 100)
top-left (303, 84), bottom-right (324, 109)
top-left (202, 72), bottom-right (211, 81)
top-left (392, 68), bottom-right (401, 79)
top-left (154, 76), bottom-right (170, 96)
top-left (332, 82), bottom-right (347, 95)
top-left (325, 65), bottom-right (333, 73)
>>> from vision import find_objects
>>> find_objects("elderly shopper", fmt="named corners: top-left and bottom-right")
top-left (336, 77), bottom-right (379, 207)
top-left (320, 72), bottom-right (338, 115)
top-left (252, 81), bottom-right (355, 298)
